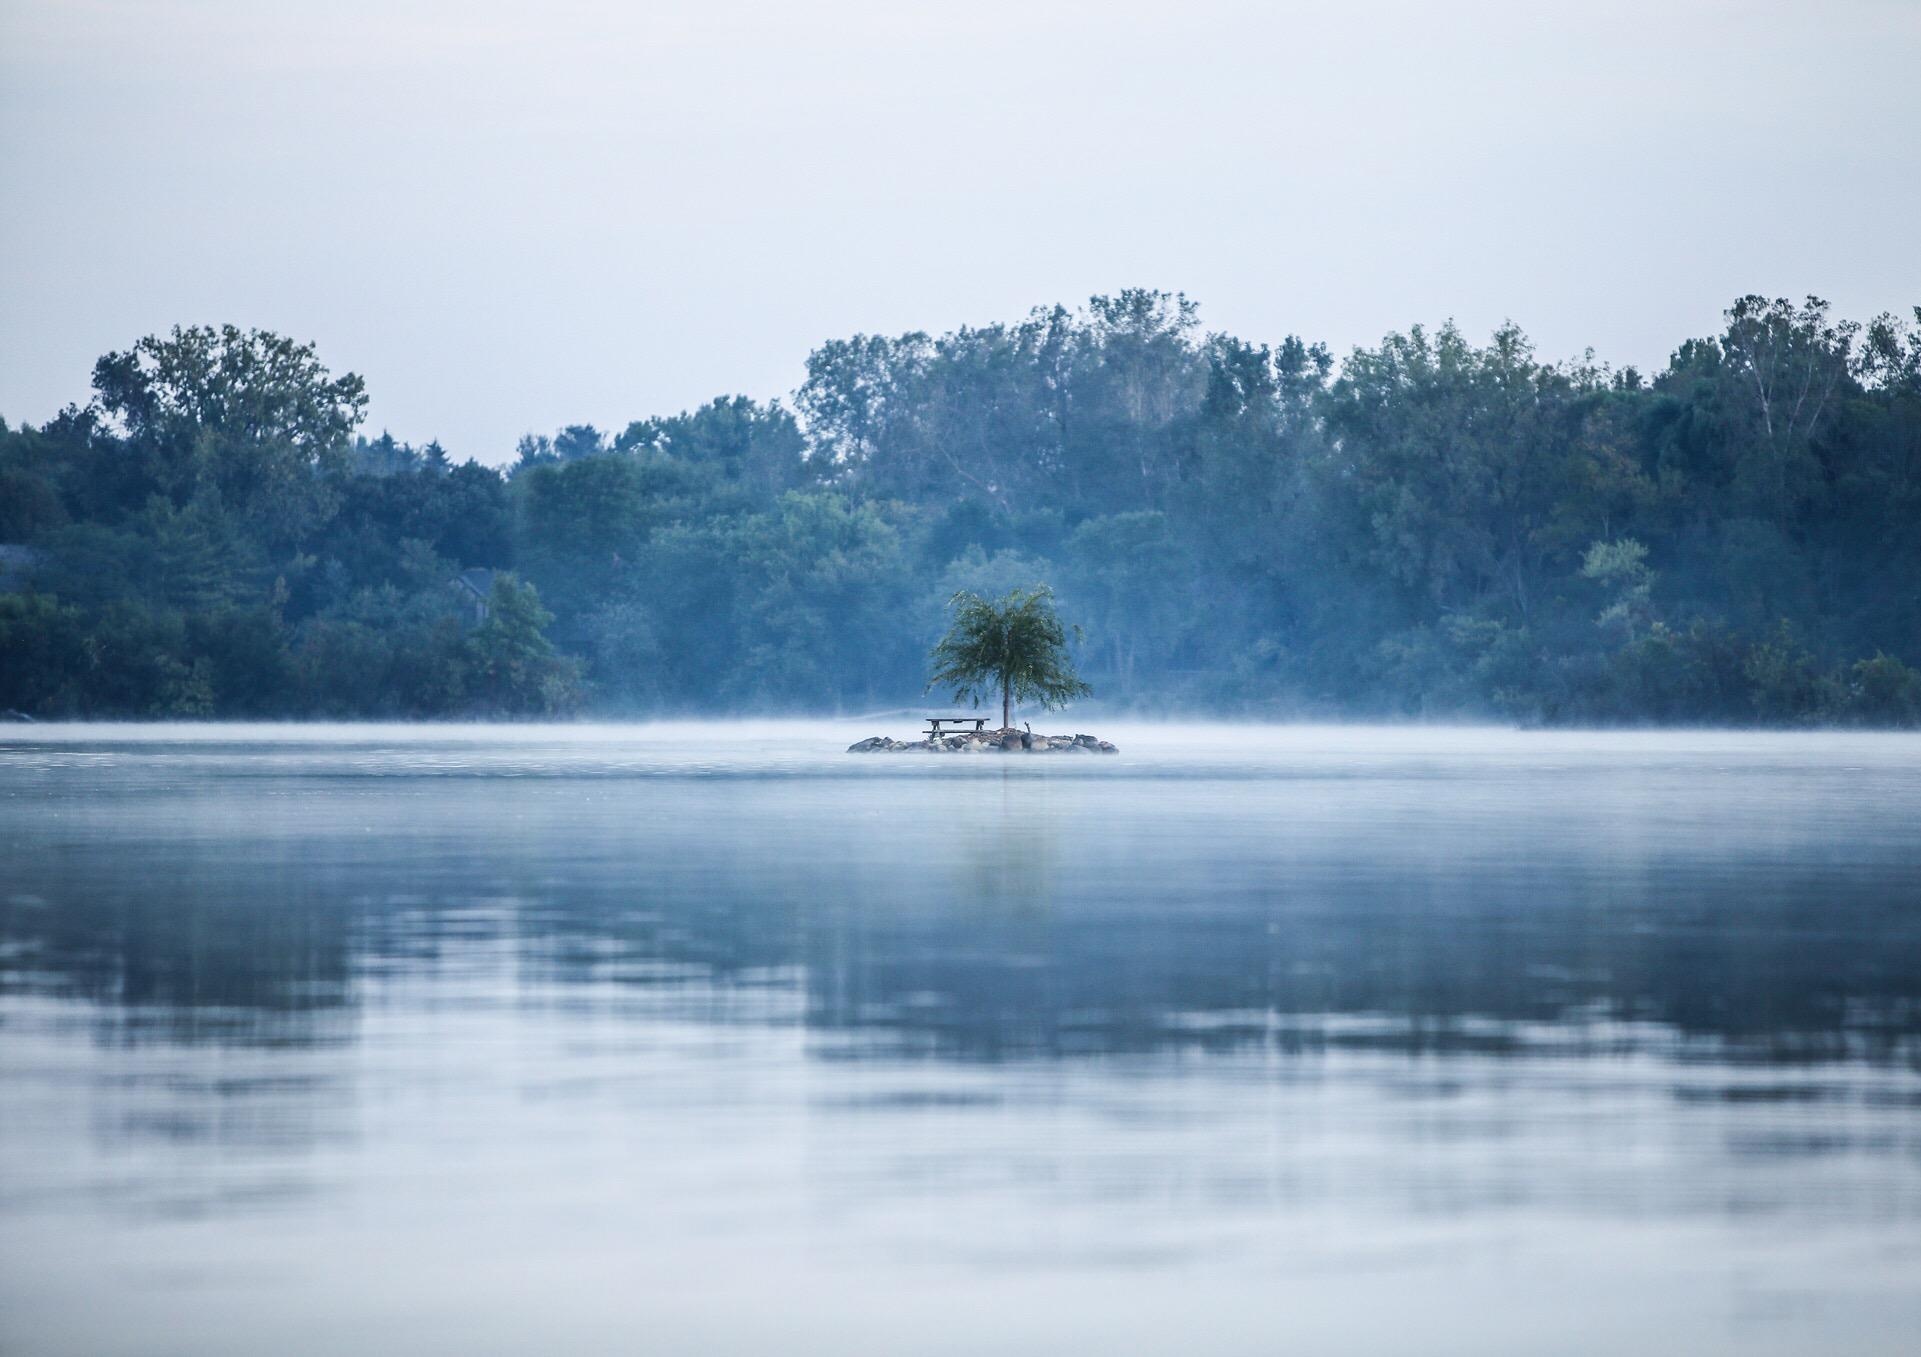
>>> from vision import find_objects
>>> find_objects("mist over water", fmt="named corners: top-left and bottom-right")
top-left (3, 724), bottom-right (1920, 1355)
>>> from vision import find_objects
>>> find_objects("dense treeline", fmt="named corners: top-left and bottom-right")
top-left (3, 292), bottom-right (1919, 723)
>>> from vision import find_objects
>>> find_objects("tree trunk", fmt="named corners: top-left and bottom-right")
top-left (1002, 677), bottom-right (1011, 730)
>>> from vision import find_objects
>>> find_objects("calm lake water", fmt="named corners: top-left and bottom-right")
top-left (2, 723), bottom-right (1919, 1355)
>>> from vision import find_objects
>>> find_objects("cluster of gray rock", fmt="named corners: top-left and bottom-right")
top-left (847, 729), bottom-right (1119, 754)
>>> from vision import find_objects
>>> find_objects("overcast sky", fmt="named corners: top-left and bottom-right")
top-left (3, 0), bottom-right (1918, 463)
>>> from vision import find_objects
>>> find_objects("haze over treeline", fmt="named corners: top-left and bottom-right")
top-left (2, 290), bottom-right (1919, 724)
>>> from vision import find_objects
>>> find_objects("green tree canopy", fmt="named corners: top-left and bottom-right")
top-left (927, 585), bottom-right (1091, 728)
top-left (9, 292), bottom-right (1921, 725)
top-left (467, 575), bottom-right (579, 716)
top-left (90, 324), bottom-right (368, 542)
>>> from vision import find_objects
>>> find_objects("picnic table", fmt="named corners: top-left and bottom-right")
top-left (924, 716), bottom-right (992, 739)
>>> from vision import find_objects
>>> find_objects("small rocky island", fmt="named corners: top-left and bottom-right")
top-left (849, 727), bottom-right (1118, 754)
top-left (867, 585), bottom-right (1115, 752)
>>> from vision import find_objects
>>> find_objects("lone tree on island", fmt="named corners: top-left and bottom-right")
top-left (927, 586), bottom-right (1092, 729)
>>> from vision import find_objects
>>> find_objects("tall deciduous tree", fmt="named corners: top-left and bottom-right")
top-left (927, 586), bottom-right (1091, 729)
top-left (1715, 295), bottom-right (1859, 516)
top-left (467, 575), bottom-right (579, 715)
top-left (90, 325), bottom-right (367, 543)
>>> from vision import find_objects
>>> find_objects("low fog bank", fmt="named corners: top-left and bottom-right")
top-left (8, 720), bottom-right (1921, 762)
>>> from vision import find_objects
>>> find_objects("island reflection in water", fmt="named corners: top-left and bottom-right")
top-left (2, 723), bottom-right (1919, 1355)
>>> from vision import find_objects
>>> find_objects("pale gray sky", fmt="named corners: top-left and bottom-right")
top-left (3, 0), bottom-right (1917, 462)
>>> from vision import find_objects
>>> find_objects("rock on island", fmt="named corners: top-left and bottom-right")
top-left (848, 728), bottom-right (1118, 754)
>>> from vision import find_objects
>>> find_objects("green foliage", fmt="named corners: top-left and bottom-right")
top-left (617, 397), bottom-right (812, 501)
top-left (1064, 512), bottom-right (1189, 690)
top-left (91, 324), bottom-right (367, 543)
top-left (466, 576), bottom-right (580, 716)
top-left (1741, 623), bottom-right (1836, 724)
top-left (717, 493), bottom-right (914, 707)
top-left (5, 292), bottom-right (1921, 724)
top-left (927, 586), bottom-right (1091, 727)
top-left (1585, 622), bottom-right (1750, 723)
top-left (0, 464), bottom-right (66, 539)
top-left (187, 607), bottom-right (295, 714)
top-left (1838, 653), bottom-right (1921, 726)
top-left (1582, 537), bottom-right (1654, 636)
top-left (292, 608), bottom-right (472, 718)
top-left (0, 594), bottom-right (89, 714)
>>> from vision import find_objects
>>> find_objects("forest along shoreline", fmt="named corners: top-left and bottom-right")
top-left (5, 294), bottom-right (1921, 726)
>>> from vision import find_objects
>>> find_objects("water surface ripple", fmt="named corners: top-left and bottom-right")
top-left (3, 723), bottom-right (1919, 1355)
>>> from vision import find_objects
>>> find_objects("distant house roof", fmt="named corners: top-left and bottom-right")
top-left (451, 567), bottom-right (496, 599)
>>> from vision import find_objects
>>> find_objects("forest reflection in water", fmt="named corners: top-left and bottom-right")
top-left (2, 724), bottom-right (1919, 1356)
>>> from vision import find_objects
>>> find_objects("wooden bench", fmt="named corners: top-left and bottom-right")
top-left (925, 717), bottom-right (992, 739)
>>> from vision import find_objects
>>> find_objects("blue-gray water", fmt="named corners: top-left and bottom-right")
top-left (3, 723), bottom-right (1919, 1355)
